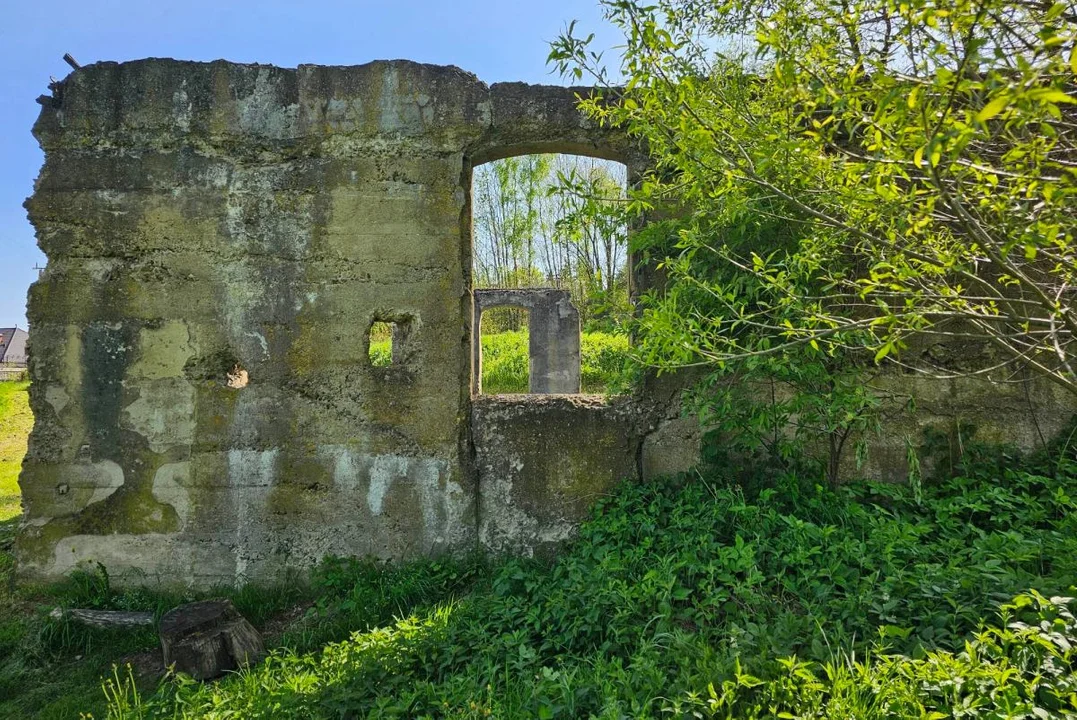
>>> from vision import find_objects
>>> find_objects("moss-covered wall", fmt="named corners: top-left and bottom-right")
top-left (472, 395), bottom-right (642, 555)
top-left (19, 59), bottom-right (641, 586)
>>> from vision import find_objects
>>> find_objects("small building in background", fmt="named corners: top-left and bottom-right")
top-left (0, 327), bottom-right (28, 380)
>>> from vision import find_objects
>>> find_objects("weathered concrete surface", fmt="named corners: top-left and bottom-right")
top-left (19, 58), bottom-right (638, 586)
top-left (848, 371), bottom-right (1076, 483)
top-left (641, 416), bottom-right (702, 480)
top-left (473, 288), bottom-right (581, 394)
top-left (472, 395), bottom-right (640, 555)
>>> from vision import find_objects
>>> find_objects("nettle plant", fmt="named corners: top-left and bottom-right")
top-left (689, 349), bottom-right (882, 486)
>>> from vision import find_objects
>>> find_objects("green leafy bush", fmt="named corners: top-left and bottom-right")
top-left (672, 591), bottom-right (1077, 719)
top-left (282, 556), bottom-right (487, 652)
top-left (99, 451), bottom-right (1077, 718)
top-left (580, 332), bottom-right (632, 394)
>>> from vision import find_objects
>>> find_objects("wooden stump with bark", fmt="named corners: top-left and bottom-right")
top-left (159, 599), bottom-right (265, 680)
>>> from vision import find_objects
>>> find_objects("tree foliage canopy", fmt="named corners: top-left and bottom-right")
top-left (552, 0), bottom-right (1077, 394)
top-left (472, 154), bottom-right (632, 330)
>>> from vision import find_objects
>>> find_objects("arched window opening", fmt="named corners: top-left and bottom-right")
top-left (471, 153), bottom-right (632, 396)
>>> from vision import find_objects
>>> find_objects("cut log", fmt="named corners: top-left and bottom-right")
top-left (159, 599), bottom-right (265, 681)
top-left (49, 607), bottom-right (156, 629)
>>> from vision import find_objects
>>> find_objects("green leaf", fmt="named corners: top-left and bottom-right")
top-left (906, 86), bottom-right (919, 109)
top-left (1046, 1), bottom-right (1067, 19)
top-left (976, 94), bottom-right (1010, 122)
top-left (1028, 88), bottom-right (1077, 104)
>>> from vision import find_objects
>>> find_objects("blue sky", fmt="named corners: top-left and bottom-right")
top-left (0, 0), bottom-right (620, 330)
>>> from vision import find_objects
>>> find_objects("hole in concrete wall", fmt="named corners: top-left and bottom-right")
top-left (369, 316), bottom-right (414, 368)
top-left (369, 321), bottom-right (396, 367)
top-left (226, 363), bottom-right (249, 389)
top-left (471, 153), bottom-right (632, 395)
top-left (478, 307), bottom-right (530, 394)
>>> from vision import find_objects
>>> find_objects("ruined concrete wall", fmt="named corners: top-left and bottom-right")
top-left (20, 57), bottom-right (1072, 589)
top-left (852, 371), bottom-right (1075, 483)
top-left (19, 59), bottom-right (639, 586)
top-left (473, 396), bottom-right (641, 555)
top-left (650, 366), bottom-right (1074, 486)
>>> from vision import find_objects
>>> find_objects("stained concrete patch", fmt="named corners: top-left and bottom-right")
top-left (641, 416), bottom-right (701, 480)
top-left (151, 462), bottom-right (191, 525)
top-left (472, 395), bottom-right (641, 555)
top-left (121, 379), bottom-right (195, 453)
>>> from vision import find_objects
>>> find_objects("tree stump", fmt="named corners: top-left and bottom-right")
top-left (159, 599), bottom-right (265, 680)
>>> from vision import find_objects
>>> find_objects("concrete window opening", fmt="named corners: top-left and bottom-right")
top-left (470, 154), bottom-right (631, 396)
top-left (477, 307), bottom-right (531, 394)
top-left (368, 319), bottom-right (412, 367)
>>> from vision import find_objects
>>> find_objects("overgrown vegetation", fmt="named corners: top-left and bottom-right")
top-left (84, 443), bottom-right (1077, 718)
top-left (688, 351), bottom-right (887, 487)
top-left (551, 0), bottom-right (1077, 394)
top-left (0, 380), bottom-right (30, 522)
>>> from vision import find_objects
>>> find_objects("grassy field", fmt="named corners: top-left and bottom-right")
top-left (372, 331), bottom-right (635, 394)
top-left (0, 380), bottom-right (30, 522)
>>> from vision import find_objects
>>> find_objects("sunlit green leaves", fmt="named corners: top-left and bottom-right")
top-left (551, 0), bottom-right (1076, 394)
top-left (976, 93), bottom-right (1011, 123)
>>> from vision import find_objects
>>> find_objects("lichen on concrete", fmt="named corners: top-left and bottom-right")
top-left (19, 58), bottom-right (640, 586)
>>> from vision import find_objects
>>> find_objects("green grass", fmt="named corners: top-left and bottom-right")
top-left (0, 380), bottom-right (30, 521)
top-left (372, 331), bottom-right (634, 394)
top-left (481, 330), bottom-right (633, 394)
top-left (89, 448), bottom-right (1077, 718)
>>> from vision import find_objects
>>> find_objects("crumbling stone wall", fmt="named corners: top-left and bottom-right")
top-left (473, 395), bottom-right (640, 554)
top-left (472, 288), bottom-right (581, 394)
